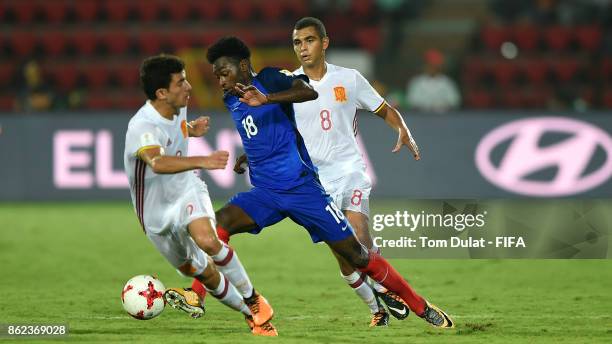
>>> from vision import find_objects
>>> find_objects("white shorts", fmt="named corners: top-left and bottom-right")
top-left (323, 170), bottom-right (372, 218)
top-left (143, 180), bottom-right (216, 233)
top-left (144, 181), bottom-right (216, 277)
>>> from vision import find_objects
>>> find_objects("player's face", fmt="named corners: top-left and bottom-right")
top-left (212, 57), bottom-right (243, 95)
top-left (292, 26), bottom-right (328, 68)
top-left (163, 70), bottom-right (191, 108)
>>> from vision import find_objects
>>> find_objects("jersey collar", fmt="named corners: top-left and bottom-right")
top-left (295, 62), bottom-right (331, 85)
top-left (144, 100), bottom-right (178, 125)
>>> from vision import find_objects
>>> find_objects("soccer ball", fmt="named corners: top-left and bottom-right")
top-left (121, 275), bottom-right (166, 320)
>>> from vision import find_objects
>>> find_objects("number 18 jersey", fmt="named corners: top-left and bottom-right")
top-left (223, 67), bottom-right (317, 191)
top-left (293, 63), bottom-right (385, 185)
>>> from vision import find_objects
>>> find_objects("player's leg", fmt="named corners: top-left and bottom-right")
top-left (279, 180), bottom-right (383, 326)
top-left (329, 248), bottom-right (389, 326)
top-left (189, 203), bottom-right (255, 305)
top-left (188, 217), bottom-right (273, 326)
top-left (288, 180), bottom-right (453, 328)
top-left (153, 230), bottom-right (277, 337)
top-left (194, 256), bottom-right (276, 336)
top-left (190, 187), bottom-right (285, 326)
top-left (188, 216), bottom-right (253, 297)
top-left (145, 229), bottom-right (244, 317)
top-left (324, 180), bottom-right (391, 325)
top-left (145, 229), bottom-right (207, 319)
top-left (337, 173), bottom-right (410, 320)
top-left (165, 257), bottom-right (250, 317)
top-left (214, 203), bottom-right (259, 243)
top-left (343, 209), bottom-right (410, 321)
top-left (327, 235), bottom-right (454, 328)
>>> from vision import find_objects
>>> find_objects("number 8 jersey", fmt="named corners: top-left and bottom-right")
top-left (292, 63), bottom-right (385, 186)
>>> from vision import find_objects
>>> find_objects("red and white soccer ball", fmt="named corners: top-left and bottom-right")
top-left (121, 275), bottom-right (166, 320)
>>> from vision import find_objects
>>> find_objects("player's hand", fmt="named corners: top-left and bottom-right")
top-left (233, 153), bottom-right (248, 174)
top-left (393, 128), bottom-right (421, 160)
top-left (188, 116), bottom-right (210, 137)
top-left (201, 150), bottom-right (229, 170)
top-left (234, 83), bottom-right (268, 107)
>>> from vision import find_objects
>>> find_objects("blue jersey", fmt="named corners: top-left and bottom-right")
top-left (224, 67), bottom-right (317, 190)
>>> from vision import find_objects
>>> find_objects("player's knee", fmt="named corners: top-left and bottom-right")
top-left (351, 253), bottom-right (370, 269)
top-left (353, 244), bottom-right (371, 268)
top-left (193, 234), bottom-right (222, 255)
top-left (331, 235), bottom-right (369, 268)
top-left (340, 249), bottom-right (369, 269)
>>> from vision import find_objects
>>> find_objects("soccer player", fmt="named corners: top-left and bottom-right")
top-left (123, 54), bottom-right (276, 336)
top-left (288, 16), bottom-right (422, 326)
top-left (186, 37), bottom-right (454, 329)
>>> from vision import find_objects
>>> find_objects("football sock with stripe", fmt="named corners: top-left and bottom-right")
top-left (211, 244), bottom-right (255, 299)
top-left (358, 252), bottom-right (426, 316)
top-left (342, 271), bottom-right (381, 314)
top-left (206, 272), bottom-right (250, 315)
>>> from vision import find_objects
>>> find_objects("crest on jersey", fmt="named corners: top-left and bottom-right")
top-left (334, 86), bottom-right (347, 102)
top-left (180, 120), bottom-right (188, 138)
top-left (279, 69), bottom-right (294, 77)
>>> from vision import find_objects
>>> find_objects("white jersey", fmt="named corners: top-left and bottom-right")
top-left (293, 63), bottom-right (385, 186)
top-left (124, 101), bottom-right (207, 235)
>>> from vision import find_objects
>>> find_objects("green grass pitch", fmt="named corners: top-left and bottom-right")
top-left (0, 202), bottom-right (611, 343)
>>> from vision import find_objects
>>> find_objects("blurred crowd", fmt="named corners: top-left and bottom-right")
top-left (2, 0), bottom-right (611, 113)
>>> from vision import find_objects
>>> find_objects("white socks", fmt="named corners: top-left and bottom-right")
top-left (211, 244), bottom-right (255, 299)
top-left (342, 272), bottom-right (381, 314)
top-left (207, 272), bottom-right (250, 316)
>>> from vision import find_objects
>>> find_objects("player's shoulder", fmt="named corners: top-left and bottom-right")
top-left (258, 66), bottom-right (279, 75)
top-left (327, 63), bottom-right (360, 77)
top-left (127, 102), bottom-right (156, 131)
top-left (257, 67), bottom-right (308, 93)
top-left (324, 64), bottom-right (364, 88)
top-left (258, 66), bottom-right (292, 77)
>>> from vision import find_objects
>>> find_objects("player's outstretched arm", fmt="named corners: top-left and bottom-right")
top-left (374, 103), bottom-right (421, 160)
top-left (235, 80), bottom-right (317, 106)
top-left (138, 147), bottom-right (229, 174)
top-left (187, 116), bottom-right (210, 137)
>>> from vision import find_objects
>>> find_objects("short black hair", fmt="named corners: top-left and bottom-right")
top-left (139, 54), bottom-right (185, 100)
top-left (206, 37), bottom-right (251, 65)
top-left (294, 17), bottom-right (327, 39)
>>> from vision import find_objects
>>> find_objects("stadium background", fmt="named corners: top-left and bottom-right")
top-left (1, 0), bottom-right (611, 343)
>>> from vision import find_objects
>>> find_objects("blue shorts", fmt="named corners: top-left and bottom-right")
top-left (228, 179), bottom-right (354, 243)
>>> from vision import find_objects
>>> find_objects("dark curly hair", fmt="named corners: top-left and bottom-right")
top-left (206, 36), bottom-right (251, 65)
top-left (139, 54), bottom-right (184, 100)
